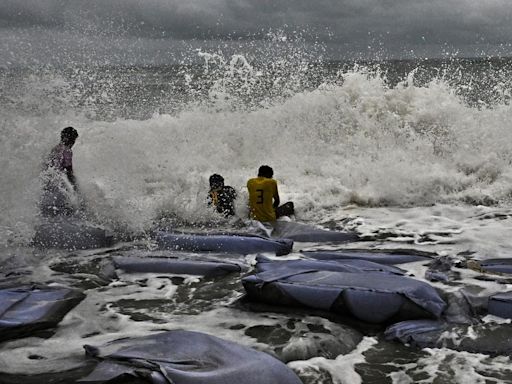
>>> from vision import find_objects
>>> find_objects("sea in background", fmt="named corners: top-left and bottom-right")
top-left (1, 45), bottom-right (512, 383)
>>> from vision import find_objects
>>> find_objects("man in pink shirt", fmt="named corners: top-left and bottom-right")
top-left (40, 127), bottom-right (79, 216)
top-left (46, 127), bottom-right (79, 189)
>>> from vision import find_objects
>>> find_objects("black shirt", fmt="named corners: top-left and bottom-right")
top-left (208, 186), bottom-right (237, 217)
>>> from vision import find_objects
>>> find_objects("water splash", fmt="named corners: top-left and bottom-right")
top-left (1, 50), bottom-right (512, 245)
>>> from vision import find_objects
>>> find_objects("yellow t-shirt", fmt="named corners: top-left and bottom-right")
top-left (247, 177), bottom-right (278, 222)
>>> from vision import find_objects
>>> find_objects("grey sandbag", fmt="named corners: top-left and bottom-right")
top-left (112, 255), bottom-right (244, 277)
top-left (488, 291), bottom-right (512, 319)
top-left (479, 259), bottom-right (512, 274)
top-left (425, 256), bottom-right (461, 283)
top-left (385, 319), bottom-right (512, 356)
top-left (242, 268), bottom-right (446, 323)
top-left (0, 285), bottom-right (85, 341)
top-left (301, 250), bottom-right (432, 265)
top-left (255, 255), bottom-right (406, 275)
top-left (384, 319), bottom-right (447, 347)
top-left (155, 231), bottom-right (293, 255)
top-left (272, 221), bottom-right (359, 243)
top-left (33, 217), bottom-right (114, 250)
top-left (79, 330), bottom-right (302, 384)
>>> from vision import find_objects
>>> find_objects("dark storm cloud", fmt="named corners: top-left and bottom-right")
top-left (1, 0), bottom-right (511, 63)
top-left (2, 0), bottom-right (511, 41)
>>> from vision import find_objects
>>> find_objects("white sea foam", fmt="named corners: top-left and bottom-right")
top-left (2, 59), bottom-right (512, 248)
top-left (3, 47), bottom-right (512, 384)
top-left (288, 336), bottom-right (378, 384)
top-left (390, 348), bottom-right (512, 384)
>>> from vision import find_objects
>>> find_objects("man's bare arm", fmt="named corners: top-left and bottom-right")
top-left (65, 166), bottom-right (77, 190)
top-left (273, 191), bottom-right (280, 209)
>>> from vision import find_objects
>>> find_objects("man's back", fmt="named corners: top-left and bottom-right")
top-left (247, 177), bottom-right (278, 222)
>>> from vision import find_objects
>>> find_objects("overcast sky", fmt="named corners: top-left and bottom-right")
top-left (1, 0), bottom-right (512, 66)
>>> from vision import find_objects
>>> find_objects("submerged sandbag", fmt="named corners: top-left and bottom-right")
top-left (425, 256), bottom-right (462, 283)
top-left (384, 319), bottom-right (447, 347)
top-left (302, 250), bottom-right (432, 265)
top-left (441, 290), bottom-right (482, 325)
top-left (242, 318), bottom-right (363, 363)
top-left (488, 292), bottom-right (512, 319)
top-left (385, 319), bottom-right (512, 356)
top-left (155, 231), bottom-right (293, 255)
top-left (112, 255), bottom-right (244, 277)
top-left (79, 330), bottom-right (302, 384)
top-left (272, 221), bottom-right (359, 243)
top-left (255, 255), bottom-right (406, 275)
top-left (33, 218), bottom-right (114, 250)
top-left (0, 285), bottom-right (85, 341)
top-left (242, 267), bottom-right (446, 323)
top-left (479, 259), bottom-right (512, 274)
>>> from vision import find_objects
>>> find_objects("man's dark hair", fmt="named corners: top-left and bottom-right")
top-left (209, 174), bottom-right (224, 188)
top-left (258, 165), bottom-right (273, 178)
top-left (61, 126), bottom-right (78, 141)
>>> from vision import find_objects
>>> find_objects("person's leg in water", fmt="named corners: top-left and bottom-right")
top-left (276, 202), bottom-right (294, 218)
top-left (40, 182), bottom-right (80, 218)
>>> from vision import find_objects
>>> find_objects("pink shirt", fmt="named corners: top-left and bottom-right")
top-left (47, 143), bottom-right (72, 171)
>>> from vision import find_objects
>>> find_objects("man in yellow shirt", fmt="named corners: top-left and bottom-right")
top-left (247, 165), bottom-right (294, 222)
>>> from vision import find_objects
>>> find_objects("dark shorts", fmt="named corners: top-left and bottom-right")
top-left (276, 202), bottom-right (295, 218)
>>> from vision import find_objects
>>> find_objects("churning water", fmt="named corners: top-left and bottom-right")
top-left (1, 50), bottom-right (512, 383)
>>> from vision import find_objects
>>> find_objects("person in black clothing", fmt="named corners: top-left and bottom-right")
top-left (207, 174), bottom-right (237, 217)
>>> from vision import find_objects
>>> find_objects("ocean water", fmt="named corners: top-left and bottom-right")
top-left (1, 53), bottom-right (512, 383)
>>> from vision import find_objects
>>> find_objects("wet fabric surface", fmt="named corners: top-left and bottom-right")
top-left (155, 231), bottom-right (293, 255)
top-left (0, 285), bottom-right (85, 341)
top-left (79, 330), bottom-right (302, 384)
top-left (272, 221), bottom-right (360, 243)
top-left (112, 255), bottom-right (245, 277)
top-left (243, 260), bottom-right (446, 323)
top-left (301, 250), bottom-right (432, 265)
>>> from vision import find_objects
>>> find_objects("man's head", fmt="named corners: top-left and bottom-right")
top-left (258, 165), bottom-right (273, 178)
top-left (209, 174), bottom-right (224, 189)
top-left (61, 126), bottom-right (78, 147)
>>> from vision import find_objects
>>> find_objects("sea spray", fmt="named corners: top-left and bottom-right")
top-left (1, 54), bottom-right (512, 245)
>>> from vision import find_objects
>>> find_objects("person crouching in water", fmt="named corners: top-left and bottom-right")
top-left (207, 174), bottom-right (237, 217)
top-left (40, 126), bottom-right (79, 217)
top-left (247, 165), bottom-right (294, 234)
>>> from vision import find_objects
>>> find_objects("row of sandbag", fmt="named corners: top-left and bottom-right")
top-left (4, 250), bottom-right (512, 342)
top-left (0, 249), bottom-right (429, 345)
top-left (0, 284), bottom-right (302, 383)
top-left (14, 222), bottom-right (512, 383)
top-left (8, 223), bottom-right (352, 342)
top-left (2, 223), bottom-right (340, 384)
top-left (245, 253), bottom-right (512, 355)
top-left (33, 219), bottom-right (359, 251)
